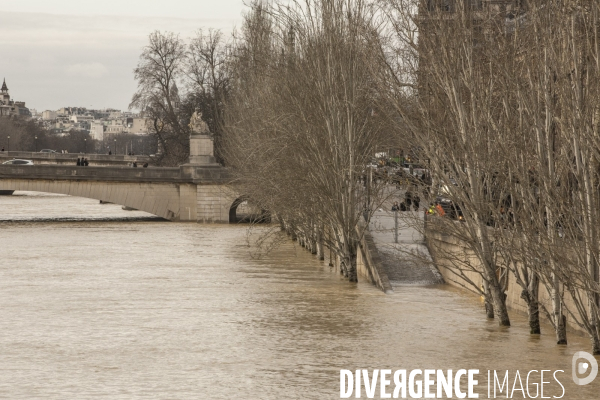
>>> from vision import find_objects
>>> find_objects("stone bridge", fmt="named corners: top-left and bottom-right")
top-left (0, 164), bottom-right (242, 222)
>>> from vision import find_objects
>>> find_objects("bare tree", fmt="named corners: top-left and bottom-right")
top-left (380, 0), bottom-right (600, 352)
top-left (130, 31), bottom-right (190, 166)
top-left (380, 0), bottom-right (516, 326)
top-left (186, 29), bottom-right (230, 163)
top-left (224, 0), bottom-right (394, 282)
top-left (552, 1), bottom-right (600, 353)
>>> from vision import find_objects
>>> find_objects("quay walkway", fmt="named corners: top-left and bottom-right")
top-left (368, 209), bottom-right (444, 287)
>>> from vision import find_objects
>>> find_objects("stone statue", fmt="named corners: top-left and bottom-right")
top-left (189, 109), bottom-right (209, 135)
top-left (188, 108), bottom-right (217, 165)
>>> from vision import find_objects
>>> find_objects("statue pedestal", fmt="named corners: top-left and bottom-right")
top-left (180, 133), bottom-right (221, 181)
top-left (188, 133), bottom-right (218, 165)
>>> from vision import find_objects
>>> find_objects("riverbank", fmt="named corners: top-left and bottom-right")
top-left (424, 218), bottom-right (590, 337)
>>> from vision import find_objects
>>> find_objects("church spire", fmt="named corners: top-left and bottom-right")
top-left (1, 78), bottom-right (7, 92)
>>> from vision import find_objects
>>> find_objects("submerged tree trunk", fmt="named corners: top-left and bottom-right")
top-left (343, 239), bottom-right (358, 283)
top-left (520, 271), bottom-right (541, 334)
top-left (591, 315), bottom-right (600, 355)
top-left (482, 257), bottom-right (510, 326)
top-left (346, 255), bottom-right (357, 282)
top-left (551, 273), bottom-right (568, 344)
top-left (478, 222), bottom-right (510, 326)
top-left (487, 274), bottom-right (510, 326)
top-left (317, 229), bottom-right (324, 260)
top-left (341, 260), bottom-right (349, 278)
top-left (483, 280), bottom-right (495, 319)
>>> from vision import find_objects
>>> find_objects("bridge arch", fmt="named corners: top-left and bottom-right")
top-left (229, 196), bottom-right (271, 223)
top-left (229, 196), bottom-right (248, 223)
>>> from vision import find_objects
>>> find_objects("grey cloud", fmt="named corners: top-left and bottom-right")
top-left (0, 12), bottom-right (240, 111)
top-left (66, 63), bottom-right (109, 79)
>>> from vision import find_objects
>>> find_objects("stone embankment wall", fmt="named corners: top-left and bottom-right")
top-left (289, 218), bottom-right (393, 294)
top-left (425, 224), bottom-right (587, 335)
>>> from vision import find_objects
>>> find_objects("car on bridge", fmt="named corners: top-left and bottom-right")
top-left (40, 149), bottom-right (57, 153)
top-left (2, 159), bottom-right (34, 165)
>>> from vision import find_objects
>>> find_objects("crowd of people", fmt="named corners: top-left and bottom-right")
top-left (391, 189), bottom-right (421, 212)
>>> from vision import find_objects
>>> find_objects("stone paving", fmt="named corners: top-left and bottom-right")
top-left (368, 209), bottom-right (444, 286)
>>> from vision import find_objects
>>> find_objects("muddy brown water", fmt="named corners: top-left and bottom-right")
top-left (0, 192), bottom-right (598, 398)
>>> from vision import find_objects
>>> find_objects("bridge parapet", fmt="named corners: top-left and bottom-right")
top-left (0, 164), bottom-right (230, 184)
top-left (0, 151), bottom-right (152, 166)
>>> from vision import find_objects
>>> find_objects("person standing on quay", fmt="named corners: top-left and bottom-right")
top-left (435, 203), bottom-right (445, 217)
top-left (76, 158), bottom-right (81, 166)
top-left (413, 194), bottom-right (420, 211)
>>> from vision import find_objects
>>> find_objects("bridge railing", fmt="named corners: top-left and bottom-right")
top-left (0, 164), bottom-right (182, 183)
top-left (0, 163), bottom-right (231, 184)
top-left (0, 151), bottom-right (152, 165)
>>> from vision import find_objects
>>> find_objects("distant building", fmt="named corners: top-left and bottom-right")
top-left (0, 79), bottom-right (31, 117)
top-left (105, 119), bottom-right (126, 135)
top-left (70, 114), bottom-right (94, 124)
top-left (90, 121), bottom-right (105, 141)
top-left (42, 110), bottom-right (58, 120)
top-left (39, 104), bottom-right (150, 139)
top-left (130, 117), bottom-right (149, 135)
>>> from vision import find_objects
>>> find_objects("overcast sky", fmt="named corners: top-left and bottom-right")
top-left (0, 1), bottom-right (245, 112)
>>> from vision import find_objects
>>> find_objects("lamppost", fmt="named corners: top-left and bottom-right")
top-left (35, 136), bottom-right (37, 152)
top-left (84, 138), bottom-right (87, 154)
top-left (114, 139), bottom-right (117, 155)
top-left (7, 136), bottom-right (9, 152)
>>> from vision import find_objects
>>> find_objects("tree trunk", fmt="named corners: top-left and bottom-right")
top-left (589, 289), bottom-right (600, 354)
top-left (551, 274), bottom-right (568, 344)
top-left (483, 261), bottom-right (510, 326)
top-left (310, 236), bottom-right (317, 255)
top-left (591, 321), bottom-right (600, 355)
top-left (341, 260), bottom-right (348, 278)
top-left (527, 296), bottom-right (541, 335)
top-left (346, 254), bottom-right (357, 282)
top-left (483, 280), bottom-right (495, 319)
top-left (520, 272), bottom-right (541, 334)
top-left (278, 216), bottom-right (286, 231)
top-left (489, 280), bottom-right (510, 326)
top-left (317, 229), bottom-right (324, 260)
top-left (556, 314), bottom-right (567, 345)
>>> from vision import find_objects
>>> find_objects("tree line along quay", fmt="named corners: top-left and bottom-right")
top-left (96, 0), bottom-right (600, 357)
top-left (2, 0), bottom-right (600, 357)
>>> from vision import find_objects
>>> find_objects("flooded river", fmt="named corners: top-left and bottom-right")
top-left (0, 192), bottom-right (597, 398)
